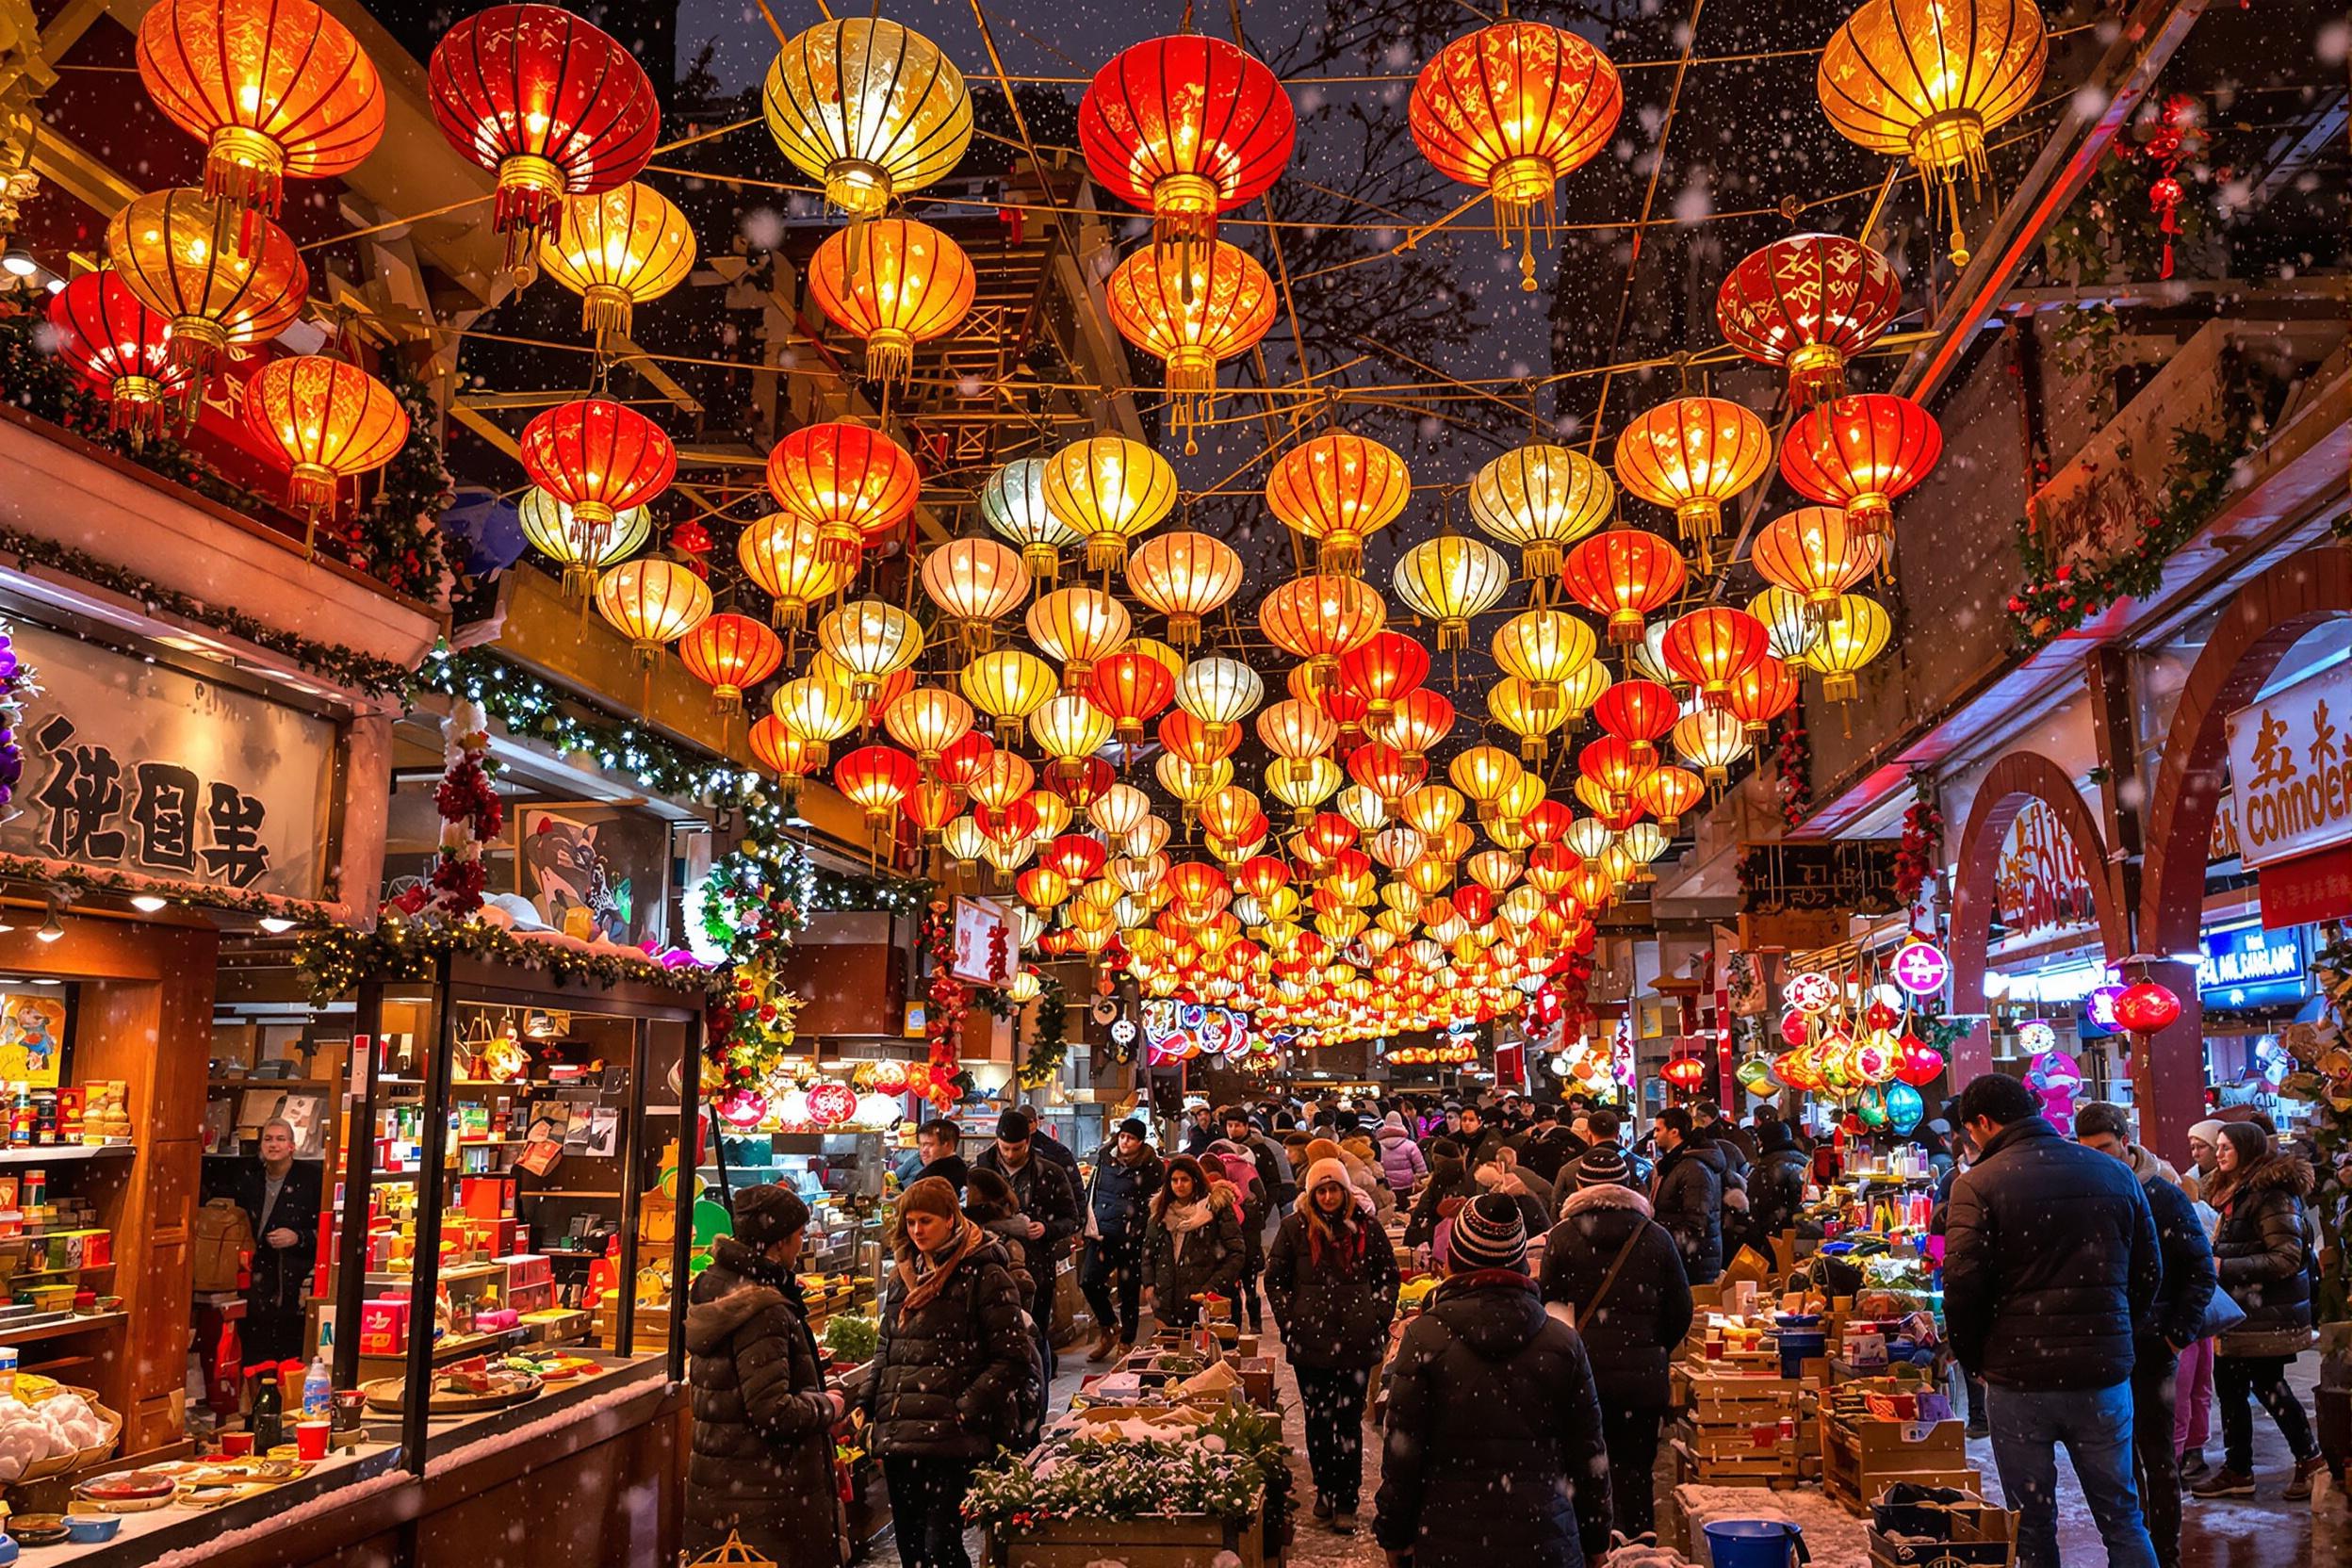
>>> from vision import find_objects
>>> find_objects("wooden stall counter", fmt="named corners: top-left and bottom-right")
top-left (22, 1353), bottom-right (685, 1568)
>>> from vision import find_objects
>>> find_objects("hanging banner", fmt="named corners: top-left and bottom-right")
top-left (2226, 661), bottom-right (2352, 871)
top-left (1994, 798), bottom-right (2099, 939)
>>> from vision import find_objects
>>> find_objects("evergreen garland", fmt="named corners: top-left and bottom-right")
top-left (1015, 972), bottom-right (1069, 1089)
top-left (961, 1438), bottom-right (1263, 1534)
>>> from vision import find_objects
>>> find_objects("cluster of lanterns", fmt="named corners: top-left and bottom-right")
top-left (1750, 952), bottom-right (1951, 1111)
top-left (715, 1057), bottom-right (955, 1133)
top-left (1387, 1040), bottom-right (1479, 1068)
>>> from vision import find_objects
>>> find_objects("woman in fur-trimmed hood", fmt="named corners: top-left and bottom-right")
top-left (2196, 1123), bottom-right (2325, 1500)
top-left (1144, 1153), bottom-right (1245, 1328)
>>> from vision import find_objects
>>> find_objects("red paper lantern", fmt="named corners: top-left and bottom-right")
top-left (1631, 767), bottom-right (1707, 833)
top-left (1040, 758), bottom-right (1116, 809)
top-left (46, 272), bottom-right (194, 443)
top-left (1592, 679), bottom-right (1679, 752)
top-left (1336, 630), bottom-right (1430, 726)
top-left (1661, 608), bottom-right (1770, 711)
top-left (832, 744), bottom-right (920, 839)
top-left (807, 1081), bottom-right (858, 1126)
top-left (764, 422), bottom-right (923, 569)
top-left (518, 398), bottom-right (677, 561)
top-left (1380, 687), bottom-right (1455, 763)
top-left (427, 5), bottom-right (660, 278)
top-left (1660, 1052), bottom-right (1708, 1092)
top-left (1346, 743), bottom-right (1426, 807)
top-left (1715, 232), bottom-right (1902, 406)
top-left (1578, 736), bottom-right (1656, 805)
top-left (678, 612), bottom-right (785, 716)
top-left (1077, 35), bottom-right (1295, 262)
top-left (2114, 981), bottom-right (2183, 1037)
top-left (1041, 833), bottom-right (1108, 883)
top-left (1893, 1035), bottom-right (1945, 1087)
top-left (1086, 649), bottom-right (1178, 749)
top-left (937, 731), bottom-right (996, 788)
top-left (1780, 394), bottom-right (1944, 539)
top-left (1560, 530), bottom-right (1688, 645)
top-left (1725, 655), bottom-right (1803, 742)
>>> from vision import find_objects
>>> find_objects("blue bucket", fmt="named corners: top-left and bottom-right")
top-left (1702, 1519), bottom-right (1808, 1568)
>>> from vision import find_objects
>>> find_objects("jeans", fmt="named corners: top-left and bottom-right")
top-left (1234, 1260), bottom-right (1264, 1331)
top-left (2174, 1337), bottom-right (2214, 1455)
top-left (883, 1454), bottom-right (976, 1568)
top-left (2215, 1353), bottom-right (2318, 1473)
top-left (1600, 1405), bottom-right (1665, 1544)
top-left (1080, 1236), bottom-right (1142, 1341)
top-left (1293, 1364), bottom-right (1372, 1509)
top-left (1985, 1381), bottom-right (2158, 1568)
top-left (2132, 1353), bottom-right (2181, 1568)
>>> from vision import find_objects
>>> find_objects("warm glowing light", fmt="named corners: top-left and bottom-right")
top-left (1715, 232), bottom-right (1902, 406)
top-left (763, 18), bottom-right (972, 220)
top-left (1041, 434), bottom-right (1179, 572)
top-left (537, 181), bottom-right (696, 339)
top-left (1266, 432), bottom-right (1413, 577)
top-left (1469, 443), bottom-right (1613, 579)
top-left (1613, 396), bottom-right (1771, 568)
top-left (808, 217), bottom-right (976, 384)
top-left (1105, 240), bottom-right (1276, 451)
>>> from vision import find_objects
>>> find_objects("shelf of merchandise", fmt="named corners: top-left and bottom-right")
top-left (0, 1145), bottom-right (134, 1166)
top-left (0, 1310), bottom-right (126, 1348)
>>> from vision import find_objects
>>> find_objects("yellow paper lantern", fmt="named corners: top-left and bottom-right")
top-left (816, 598), bottom-right (923, 701)
top-left (1042, 434), bottom-right (1180, 572)
top-left (1469, 443), bottom-right (1613, 580)
top-left (737, 512), bottom-right (851, 631)
top-left (1025, 586), bottom-right (1132, 687)
top-left (537, 181), bottom-right (696, 340)
top-left (1802, 592), bottom-right (1893, 704)
top-left (960, 649), bottom-right (1060, 745)
top-left (1393, 534), bottom-right (1511, 651)
top-left (763, 18), bottom-right (972, 220)
top-left (521, 487), bottom-right (652, 602)
top-left (595, 557), bottom-right (711, 665)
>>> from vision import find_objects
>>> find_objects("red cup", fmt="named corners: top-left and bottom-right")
top-left (295, 1419), bottom-right (330, 1462)
top-left (220, 1429), bottom-right (254, 1458)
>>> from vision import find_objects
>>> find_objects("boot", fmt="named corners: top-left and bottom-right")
top-left (1086, 1328), bottom-right (1117, 1364)
top-left (2189, 1466), bottom-right (2254, 1498)
top-left (2283, 1455), bottom-right (2328, 1501)
top-left (1332, 1505), bottom-right (1357, 1535)
top-left (2178, 1450), bottom-right (2210, 1482)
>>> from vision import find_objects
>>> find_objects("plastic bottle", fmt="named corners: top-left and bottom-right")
top-left (302, 1356), bottom-right (331, 1419)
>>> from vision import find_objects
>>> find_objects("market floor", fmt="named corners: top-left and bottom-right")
top-left (950, 1323), bottom-right (2344, 1568)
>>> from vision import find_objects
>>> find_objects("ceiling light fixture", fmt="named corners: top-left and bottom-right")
top-left (131, 894), bottom-right (169, 913)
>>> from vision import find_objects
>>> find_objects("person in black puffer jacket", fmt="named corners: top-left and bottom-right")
top-left (684, 1186), bottom-right (847, 1567)
top-left (1401, 1138), bottom-right (1478, 1251)
top-left (1265, 1157), bottom-right (1401, 1531)
top-left (1540, 1163), bottom-right (1693, 1544)
top-left (1747, 1119), bottom-right (1812, 1247)
top-left (1376, 1193), bottom-right (1612, 1568)
top-left (2192, 1123), bottom-right (2324, 1501)
top-left (1144, 1154), bottom-right (1245, 1328)
top-left (864, 1178), bottom-right (1038, 1568)
top-left (1648, 1107), bottom-right (1725, 1283)
top-left (1078, 1119), bottom-right (1162, 1362)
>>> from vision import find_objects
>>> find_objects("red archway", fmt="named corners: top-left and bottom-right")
top-left (2134, 544), bottom-right (2352, 1155)
top-left (1947, 749), bottom-right (2129, 1090)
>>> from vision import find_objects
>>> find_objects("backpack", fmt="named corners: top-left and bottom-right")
top-left (193, 1198), bottom-right (255, 1294)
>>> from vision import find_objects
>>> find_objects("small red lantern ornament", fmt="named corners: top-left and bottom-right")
top-left (45, 272), bottom-right (194, 445)
top-left (1714, 232), bottom-right (1903, 407)
top-left (1660, 1051), bottom-right (1708, 1093)
top-left (2114, 981), bottom-right (2183, 1040)
top-left (1893, 1034), bottom-right (1945, 1087)
top-left (427, 4), bottom-right (661, 280)
top-left (518, 398), bottom-right (678, 565)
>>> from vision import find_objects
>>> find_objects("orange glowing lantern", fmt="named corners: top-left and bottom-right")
top-left (1126, 531), bottom-right (1244, 651)
top-left (1752, 506), bottom-right (1884, 619)
top-left (833, 744), bottom-right (921, 846)
top-left (1660, 608), bottom-right (1770, 711)
top-left (764, 422), bottom-right (922, 569)
top-left (243, 356), bottom-right (410, 547)
top-left (678, 612), bottom-right (785, 716)
top-left (1632, 766), bottom-right (1707, 833)
top-left (1612, 396), bottom-right (1771, 568)
top-left (595, 556), bottom-right (712, 666)
top-left (921, 537), bottom-right (1032, 653)
top-left (106, 189), bottom-right (307, 408)
top-left (1380, 688), bottom-right (1456, 765)
top-left (808, 217), bottom-right (977, 385)
top-left (1725, 655), bottom-right (1803, 743)
top-left (537, 181), bottom-right (697, 340)
top-left (1560, 531), bottom-right (1688, 645)
top-left (517, 397), bottom-right (676, 572)
top-left (1259, 575), bottom-right (1386, 695)
top-left (1266, 432), bottom-right (1414, 577)
top-left (1105, 240), bottom-right (1275, 451)
top-left (737, 514), bottom-right (850, 632)
top-left (1411, 22), bottom-right (1623, 289)
top-left (1078, 35), bottom-right (1295, 267)
top-left (1779, 393), bottom-right (1943, 540)
top-left (1336, 631), bottom-right (1429, 727)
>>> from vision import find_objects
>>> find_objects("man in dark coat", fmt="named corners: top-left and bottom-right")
top-left (1079, 1118), bottom-right (1162, 1361)
top-left (2080, 1106), bottom-right (2214, 1568)
top-left (1376, 1194), bottom-right (1613, 1568)
top-left (1221, 1104), bottom-right (1297, 1211)
top-left (1182, 1102), bottom-right (1220, 1156)
top-left (1648, 1106), bottom-right (1725, 1284)
top-left (1511, 1102), bottom-right (1586, 1186)
top-left (1453, 1103), bottom-right (1506, 1168)
top-left (1746, 1119), bottom-right (1811, 1246)
top-left (908, 1118), bottom-right (968, 1194)
top-left (226, 1118), bottom-right (321, 1363)
top-left (1944, 1074), bottom-right (2161, 1568)
top-left (972, 1110), bottom-right (1080, 1253)
top-left (684, 1185), bottom-right (846, 1566)
top-left (1400, 1136), bottom-right (1479, 1252)
top-left (1540, 1161), bottom-right (1693, 1544)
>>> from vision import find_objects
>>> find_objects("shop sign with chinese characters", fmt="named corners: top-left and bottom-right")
top-left (2227, 662), bottom-right (2352, 870)
top-left (0, 622), bottom-right (334, 899)
top-left (1994, 799), bottom-right (2099, 939)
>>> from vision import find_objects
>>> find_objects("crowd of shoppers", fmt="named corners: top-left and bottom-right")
top-left (683, 1078), bottom-right (2328, 1568)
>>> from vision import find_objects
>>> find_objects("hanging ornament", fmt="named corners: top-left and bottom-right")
top-left (243, 356), bottom-right (411, 551)
top-left (1468, 443), bottom-right (1614, 580)
top-left (518, 398), bottom-right (677, 574)
top-left (537, 182), bottom-right (698, 341)
top-left (106, 188), bottom-right (308, 410)
top-left (1105, 240), bottom-right (1275, 453)
top-left (595, 556), bottom-right (711, 667)
top-left (808, 218), bottom-right (977, 386)
top-left (1612, 397), bottom-right (1771, 571)
top-left (1266, 432), bottom-right (1415, 578)
top-left (1393, 535), bottom-right (1511, 652)
top-left (1041, 434), bottom-right (1179, 574)
top-left (1559, 530), bottom-right (1688, 646)
top-left (764, 422), bottom-right (922, 570)
top-left (1779, 394), bottom-right (1943, 544)
top-left (1126, 531), bottom-right (1244, 650)
top-left (678, 613), bottom-right (785, 717)
top-left (427, 4), bottom-right (661, 280)
top-left (1714, 232), bottom-right (1902, 406)
top-left (44, 271), bottom-right (195, 445)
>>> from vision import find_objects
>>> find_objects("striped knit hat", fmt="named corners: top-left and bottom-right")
top-left (1572, 1143), bottom-right (1634, 1191)
top-left (1449, 1192), bottom-right (1528, 1274)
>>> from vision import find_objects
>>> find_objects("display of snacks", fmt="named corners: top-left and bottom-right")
top-left (361, 1359), bottom-right (543, 1414)
top-left (73, 1468), bottom-right (179, 1511)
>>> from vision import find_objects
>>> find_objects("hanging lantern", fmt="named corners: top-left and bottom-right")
top-left (1613, 397), bottom-right (1771, 569)
top-left (1660, 1051), bottom-right (1708, 1093)
top-left (833, 743), bottom-right (921, 847)
top-left (106, 189), bottom-right (307, 408)
top-left (1725, 655), bottom-right (1804, 743)
top-left (1106, 240), bottom-right (1275, 452)
top-left (1802, 593), bottom-right (1894, 704)
top-left (1817, 0), bottom-right (2049, 266)
top-left (1336, 631), bottom-right (1429, 727)
top-left (136, 0), bottom-right (384, 247)
top-left (522, 488), bottom-right (654, 603)
top-left (1493, 609), bottom-right (1598, 716)
top-left (1032, 694), bottom-right (1116, 788)
top-left (2114, 980), bottom-right (2183, 1050)
top-left (537, 181), bottom-right (696, 340)
top-left (1578, 736), bottom-right (1655, 808)
top-left (1484, 679), bottom-right (1561, 764)
top-left (1556, 661), bottom-right (1614, 732)
top-left (1256, 698), bottom-right (1338, 791)
top-left (1749, 587), bottom-right (1823, 663)
top-left (1259, 575), bottom-right (1387, 695)
top-left (737, 513), bottom-right (851, 632)
top-left (1078, 34), bottom-right (1295, 269)
top-left (762, 17), bottom-right (972, 221)
top-left (1394, 534), bottom-right (1510, 651)
top-left (1673, 708), bottom-right (1751, 787)
top-left (765, 422), bottom-right (921, 569)
top-left (1632, 765), bottom-right (1707, 834)
top-left (517, 399), bottom-right (677, 584)
top-left (772, 675), bottom-right (862, 768)
top-left (1468, 443), bottom-right (1614, 580)
top-left (1411, 22), bottom-right (1624, 289)
top-left (883, 687), bottom-right (976, 776)
top-left (428, 5), bottom-right (660, 279)
top-left (1266, 432), bottom-right (1413, 577)
top-left (978, 457), bottom-right (1082, 584)
top-left (1714, 232), bottom-right (1902, 406)
top-left (678, 613), bottom-right (785, 716)
top-left (1086, 649), bottom-right (1179, 750)
top-left (595, 556), bottom-right (712, 666)
top-left (1380, 688), bottom-right (1456, 766)
top-left (817, 598), bottom-right (924, 702)
top-left (1592, 680), bottom-right (1679, 771)
top-left (1449, 744), bottom-right (1524, 822)
top-left (748, 714), bottom-right (825, 787)
top-left (243, 357), bottom-right (410, 545)
top-left (1660, 608), bottom-right (1770, 712)
top-left (1161, 710), bottom-right (1239, 769)
top-left (1752, 506), bottom-right (1885, 626)
top-left (1126, 531), bottom-right (1243, 650)
top-left (1025, 586), bottom-right (1131, 688)
top-left (1041, 433), bottom-right (1179, 573)
top-left (921, 537), bottom-right (1032, 653)
top-left (43, 273), bottom-right (193, 445)
top-left (808, 217), bottom-right (976, 385)
top-left (1176, 656), bottom-right (1265, 739)
top-left (1560, 530), bottom-right (1688, 645)
top-left (1780, 394), bottom-right (1944, 540)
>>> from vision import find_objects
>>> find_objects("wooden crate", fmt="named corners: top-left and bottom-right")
top-left (1820, 1413), bottom-right (1978, 1516)
top-left (986, 1506), bottom-right (1265, 1568)
top-left (1670, 1429), bottom-right (1802, 1489)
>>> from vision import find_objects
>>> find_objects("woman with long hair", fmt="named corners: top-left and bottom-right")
top-left (1143, 1153), bottom-right (1244, 1329)
top-left (2189, 1122), bottom-right (2326, 1501)
top-left (863, 1178), bottom-right (1037, 1568)
top-left (1265, 1157), bottom-right (1400, 1533)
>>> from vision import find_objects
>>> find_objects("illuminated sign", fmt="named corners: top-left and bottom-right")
top-left (2226, 662), bottom-right (2352, 870)
top-left (1889, 941), bottom-right (1950, 998)
top-left (2197, 922), bottom-right (2306, 1008)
